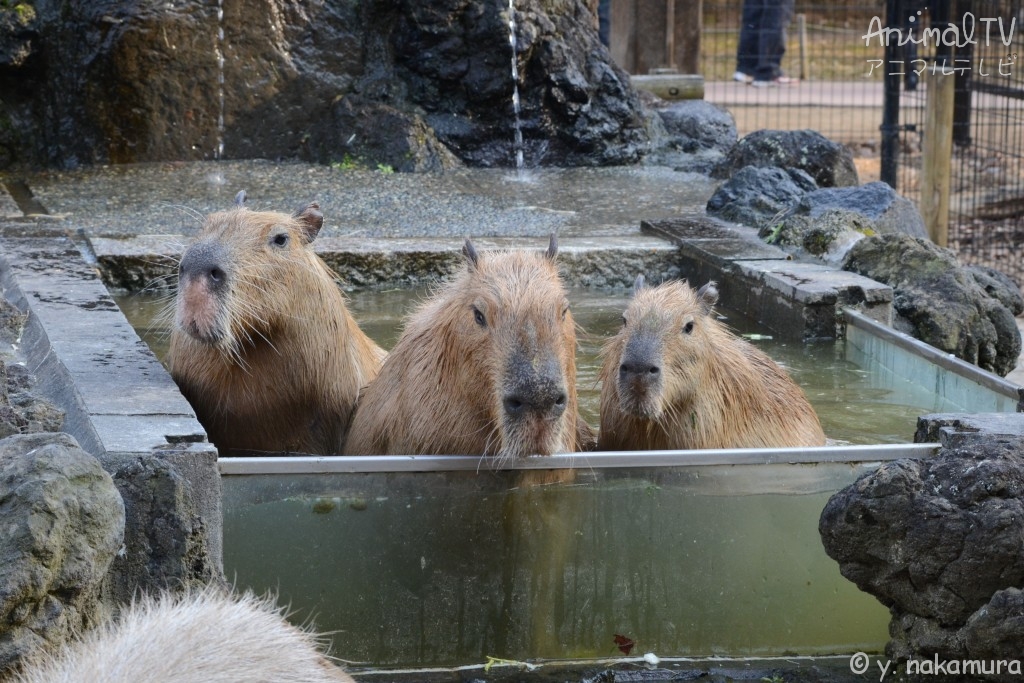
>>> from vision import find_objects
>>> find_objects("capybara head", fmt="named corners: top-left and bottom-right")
top-left (610, 275), bottom-right (720, 420)
top-left (599, 276), bottom-right (826, 450)
top-left (344, 235), bottom-right (587, 460)
top-left (175, 190), bottom-right (325, 357)
top-left (169, 191), bottom-right (384, 455)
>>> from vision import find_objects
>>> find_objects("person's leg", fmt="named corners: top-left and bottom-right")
top-left (735, 0), bottom-right (762, 79)
top-left (753, 0), bottom-right (789, 82)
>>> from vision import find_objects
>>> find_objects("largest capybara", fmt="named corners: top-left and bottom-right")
top-left (344, 236), bottom-right (594, 460)
top-left (168, 191), bottom-right (385, 455)
top-left (598, 277), bottom-right (826, 450)
top-left (9, 588), bottom-right (355, 683)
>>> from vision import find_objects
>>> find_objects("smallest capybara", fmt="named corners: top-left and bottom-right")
top-left (598, 277), bottom-right (826, 451)
top-left (10, 588), bottom-right (354, 683)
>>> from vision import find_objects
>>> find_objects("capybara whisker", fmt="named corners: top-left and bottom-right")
top-left (598, 278), bottom-right (825, 451)
top-left (168, 195), bottom-right (384, 454)
top-left (345, 235), bottom-right (594, 459)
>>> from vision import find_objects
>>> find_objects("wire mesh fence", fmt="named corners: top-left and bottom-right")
top-left (693, 0), bottom-right (1024, 284)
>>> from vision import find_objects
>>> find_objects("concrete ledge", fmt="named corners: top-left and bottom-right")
top-left (642, 215), bottom-right (893, 341)
top-left (89, 234), bottom-right (686, 291)
top-left (915, 412), bottom-right (1024, 448)
top-left (0, 227), bottom-right (221, 596)
top-left (631, 73), bottom-right (705, 100)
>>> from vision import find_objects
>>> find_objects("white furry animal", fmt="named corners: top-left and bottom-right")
top-left (10, 588), bottom-right (354, 683)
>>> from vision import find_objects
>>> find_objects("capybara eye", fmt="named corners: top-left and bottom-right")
top-left (561, 304), bottom-right (570, 320)
top-left (683, 320), bottom-right (695, 335)
top-left (472, 307), bottom-right (487, 327)
top-left (271, 232), bottom-right (289, 247)
top-left (621, 315), bottom-right (628, 327)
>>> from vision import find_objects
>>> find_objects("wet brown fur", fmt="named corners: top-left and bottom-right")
top-left (598, 279), bottom-right (826, 450)
top-left (168, 201), bottom-right (384, 454)
top-left (344, 238), bottom-right (593, 460)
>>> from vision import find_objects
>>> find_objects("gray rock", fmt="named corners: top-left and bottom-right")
top-left (655, 99), bottom-right (737, 155)
top-left (966, 264), bottom-right (1024, 315)
top-left (0, 361), bottom-right (65, 438)
top-left (0, 433), bottom-right (125, 676)
top-left (0, 0), bottom-right (650, 170)
top-left (705, 165), bottom-right (814, 229)
top-left (105, 455), bottom-right (219, 606)
top-left (820, 434), bottom-right (1024, 668)
top-left (843, 234), bottom-right (1022, 376)
top-left (713, 129), bottom-right (860, 188)
top-left (759, 182), bottom-right (927, 264)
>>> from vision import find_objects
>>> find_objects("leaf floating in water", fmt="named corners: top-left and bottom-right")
top-left (742, 333), bottom-right (774, 341)
top-left (613, 633), bottom-right (635, 655)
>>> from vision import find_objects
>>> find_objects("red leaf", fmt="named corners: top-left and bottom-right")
top-left (613, 633), bottom-right (635, 655)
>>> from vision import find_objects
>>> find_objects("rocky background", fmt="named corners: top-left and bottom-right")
top-left (0, 0), bottom-right (661, 171)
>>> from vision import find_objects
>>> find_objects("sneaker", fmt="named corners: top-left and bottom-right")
top-left (733, 71), bottom-right (753, 83)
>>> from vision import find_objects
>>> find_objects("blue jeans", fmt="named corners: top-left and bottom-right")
top-left (736, 0), bottom-right (794, 80)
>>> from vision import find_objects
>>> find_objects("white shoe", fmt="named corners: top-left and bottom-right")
top-left (733, 71), bottom-right (753, 83)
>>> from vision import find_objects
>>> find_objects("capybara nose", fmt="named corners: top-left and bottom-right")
top-left (620, 361), bottom-right (660, 378)
top-left (503, 388), bottom-right (568, 419)
top-left (179, 241), bottom-right (229, 291)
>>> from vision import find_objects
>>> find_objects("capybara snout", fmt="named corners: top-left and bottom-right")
top-left (503, 352), bottom-right (569, 421)
top-left (175, 240), bottom-right (231, 344)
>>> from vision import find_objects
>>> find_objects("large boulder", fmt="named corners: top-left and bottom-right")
top-left (0, 0), bottom-right (649, 170)
top-left (705, 165), bottom-right (815, 229)
top-left (820, 419), bottom-right (1024, 679)
top-left (843, 234), bottom-right (1023, 376)
top-left (0, 433), bottom-right (125, 676)
top-left (759, 181), bottom-right (928, 265)
top-left (713, 129), bottom-right (859, 188)
top-left (643, 99), bottom-right (738, 173)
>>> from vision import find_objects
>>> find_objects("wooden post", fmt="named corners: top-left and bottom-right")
top-left (921, 65), bottom-right (955, 247)
top-left (665, 0), bottom-right (675, 69)
top-left (675, 0), bottom-right (702, 74)
top-left (797, 13), bottom-right (808, 81)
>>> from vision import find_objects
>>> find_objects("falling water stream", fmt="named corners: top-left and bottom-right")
top-left (214, 0), bottom-right (226, 160)
top-left (507, 0), bottom-right (526, 178)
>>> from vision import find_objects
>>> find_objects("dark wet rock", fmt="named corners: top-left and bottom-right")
top-left (705, 166), bottom-right (814, 229)
top-left (759, 181), bottom-right (927, 264)
top-left (713, 129), bottom-right (859, 188)
top-left (309, 94), bottom-right (461, 172)
top-left (643, 99), bottom-right (738, 174)
top-left (0, 432), bottom-right (125, 675)
top-left (820, 428), bottom-right (1024, 675)
top-left (842, 234), bottom-right (1022, 376)
top-left (966, 264), bottom-right (1024, 315)
top-left (0, 0), bottom-right (649, 170)
top-left (106, 455), bottom-right (218, 605)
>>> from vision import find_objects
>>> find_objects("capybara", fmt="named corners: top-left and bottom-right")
top-left (168, 191), bottom-right (385, 455)
top-left (9, 588), bottom-right (355, 683)
top-left (344, 235), bottom-right (594, 460)
top-left (598, 277), bottom-right (826, 450)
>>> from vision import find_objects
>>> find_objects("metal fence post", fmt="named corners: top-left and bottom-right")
top-left (880, 0), bottom-right (902, 188)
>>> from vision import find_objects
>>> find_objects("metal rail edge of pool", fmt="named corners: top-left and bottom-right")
top-left (217, 443), bottom-right (941, 475)
top-left (843, 307), bottom-right (1024, 404)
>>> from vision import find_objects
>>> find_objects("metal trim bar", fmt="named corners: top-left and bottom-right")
top-left (843, 308), bottom-right (1023, 402)
top-left (218, 443), bottom-right (940, 475)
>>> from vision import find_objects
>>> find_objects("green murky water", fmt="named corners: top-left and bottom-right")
top-left (115, 286), bottom-right (964, 445)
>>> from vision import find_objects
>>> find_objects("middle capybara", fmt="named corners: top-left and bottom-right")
top-left (344, 235), bottom-right (595, 460)
top-left (167, 191), bottom-right (385, 455)
top-left (598, 277), bottom-right (826, 450)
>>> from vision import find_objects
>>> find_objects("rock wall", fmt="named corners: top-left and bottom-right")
top-left (0, 0), bottom-right (650, 170)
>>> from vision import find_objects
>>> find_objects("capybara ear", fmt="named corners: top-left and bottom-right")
top-left (463, 238), bottom-right (480, 269)
top-left (234, 190), bottom-right (247, 207)
top-left (545, 233), bottom-right (558, 261)
top-left (632, 274), bottom-right (647, 294)
top-left (697, 281), bottom-right (719, 315)
top-left (292, 202), bottom-right (324, 243)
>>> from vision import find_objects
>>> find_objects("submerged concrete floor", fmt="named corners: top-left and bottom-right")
top-left (7, 160), bottom-right (718, 240)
